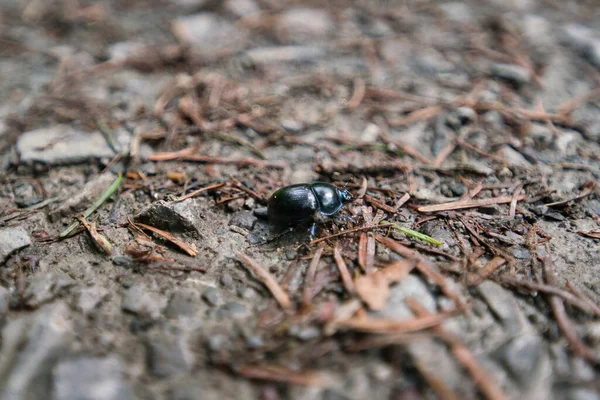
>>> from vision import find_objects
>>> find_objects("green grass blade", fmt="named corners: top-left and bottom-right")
top-left (380, 221), bottom-right (444, 246)
top-left (59, 173), bottom-right (124, 238)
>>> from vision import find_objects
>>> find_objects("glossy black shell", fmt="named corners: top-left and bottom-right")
top-left (267, 183), bottom-right (352, 226)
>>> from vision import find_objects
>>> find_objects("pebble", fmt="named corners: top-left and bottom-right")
top-left (500, 146), bottom-right (532, 168)
top-left (510, 246), bottom-right (531, 260)
top-left (477, 281), bottom-right (532, 336)
top-left (0, 226), bottom-right (31, 263)
top-left (228, 211), bottom-right (256, 231)
top-left (553, 132), bottom-right (579, 156)
top-left (172, 13), bottom-right (245, 58)
top-left (54, 356), bottom-right (133, 400)
top-left (215, 301), bottom-right (250, 319)
top-left (439, 2), bottom-right (473, 24)
top-left (288, 325), bottom-right (321, 341)
top-left (494, 335), bottom-right (548, 388)
top-left (145, 333), bottom-right (194, 378)
top-left (245, 46), bottom-right (327, 64)
top-left (561, 24), bottom-right (600, 68)
top-left (12, 182), bottom-right (43, 208)
top-left (490, 63), bottom-right (531, 87)
top-left (220, 273), bottom-right (234, 288)
top-left (224, 0), bottom-right (260, 18)
top-left (135, 199), bottom-right (200, 236)
top-left (202, 288), bottom-right (222, 307)
top-left (76, 285), bottom-right (109, 314)
top-left (23, 270), bottom-right (76, 308)
top-left (0, 285), bottom-right (9, 314)
top-left (245, 335), bottom-right (265, 348)
top-left (165, 289), bottom-right (200, 318)
top-left (275, 8), bottom-right (334, 44)
top-left (0, 303), bottom-right (73, 399)
top-left (16, 125), bottom-right (128, 165)
top-left (121, 285), bottom-right (165, 319)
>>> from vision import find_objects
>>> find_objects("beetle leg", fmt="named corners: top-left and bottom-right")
top-left (308, 223), bottom-right (317, 241)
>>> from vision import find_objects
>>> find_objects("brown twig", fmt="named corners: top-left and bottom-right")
top-left (132, 222), bottom-right (198, 256)
top-left (355, 260), bottom-right (416, 310)
top-left (236, 251), bottom-right (293, 311)
top-left (542, 251), bottom-right (596, 360)
top-left (467, 257), bottom-right (506, 286)
top-left (236, 364), bottom-right (325, 387)
top-left (176, 182), bottom-right (225, 202)
top-left (302, 246), bottom-right (325, 308)
top-left (333, 243), bottom-right (356, 295)
top-left (418, 195), bottom-right (525, 213)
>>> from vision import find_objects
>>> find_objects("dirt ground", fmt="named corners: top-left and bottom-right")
top-left (1, 0), bottom-right (600, 399)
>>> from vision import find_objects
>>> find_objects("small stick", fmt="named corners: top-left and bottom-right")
top-left (175, 182), bottom-right (225, 202)
top-left (364, 194), bottom-right (399, 214)
top-left (236, 364), bottom-right (324, 387)
top-left (418, 195), bottom-right (525, 213)
top-left (302, 246), bottom-right (325, 308)
top-left (500, 277), bottom-right (600, 316)
top-left (133, 222), bottom-right (198, 256)
top-left (347, 77), bottom-right (366, 109)
top-left (333, 244), bottom-right (356, 295)
top-left (508, 183), bottom-right (524, 219)
top-left (467, 257), bottom-right (506, 286)
top-left (236, 251), bottom-right (293, 311)
top-left (394, 193), bottom-right (411, 210)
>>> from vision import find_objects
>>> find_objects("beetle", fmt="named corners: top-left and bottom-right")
top-left (262, 182), bottom-right (353, 227)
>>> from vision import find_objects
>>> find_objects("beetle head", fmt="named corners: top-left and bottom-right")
top-left (338, 188), bottom-right (353, 203)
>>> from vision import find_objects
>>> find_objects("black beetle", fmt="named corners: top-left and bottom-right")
top-left (264, 182), bottom-right (353, 226)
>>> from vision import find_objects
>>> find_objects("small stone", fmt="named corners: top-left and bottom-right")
top-left (106, 41), bottom-right (145, 62)
top-left (76, 286), bottom-right (109, 314)
top-left (23, 270), bottom-right (76, 308)
top-left (280, 119), bottom-right (304, 133)
top-left (50, 173), bottom-right (116, 221)
top-left (532, 205), bottom-right (549, 216)
top-left (477, 281), bottom-right (532, 336)
top-left (245, 335), bottom-right (264, 348)
top-left (561, 24), bottom-right (600, 68)
top-left (165, 290), bottom-right (200, 318)
top-left (172, 13), bottom-right (245, 58)
top-left (202, 288), bottom-right (222, 307)
top-left (215, 301), bottom-right (250, 319)
top-left (545, 212), bottom-right (566, 221)
top-left (224, 0), bottom-right (260, 18)
top-left (0, 303), bottom-right (73, 399)
top-left (511, 246), bottom-right (531, 260)
top-left (12, 182), bottom-right (43, 208)
top-left (446, 107), bottom-right (476, 130)
top-left (275, 8), bottom-right (334, 44)
top-left (207, 334), bottom-right (226, 351)
top-left (413, 50), bottom-right (454, 76)
top-left (228, 211), bottom-right (256, 231)
top-left (135, 199), bottom-right (200, 236)
top-left (239, 287), bottom-right (258, 300)
top-left (490, 63), bottom-right (531, 87)
top-left (554, 131), bottom-right (579, 156)
top-left (220, 273), bottom-right (234, 288)
top-left (499, 146), bottom-right (532, 168)
top-left (439, 2), bottom-right (473, 24)
top-left (54, 356), bottom-right (133, 400)
top-left (288, 325), bottom-right (321, 341)
top-left (121, 285), bottom-right (165, 318)
top-left (494, 335), bottom-right (545, 386)
top-left (17, 125), bottom-right (128, 165)
top-left (146, 333), bottom-right (193, 378)
top-left (0, 286), bottom-right (9, 314)
top-left (245, 46), bottom-right (327, 64)
top-left (0, 226), bottom-right (31, 263)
